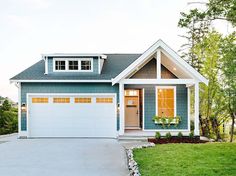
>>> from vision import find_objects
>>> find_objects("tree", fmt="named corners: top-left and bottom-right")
top-left (178, 8), bottom-right (210, 71)
top-left (220, 32), bottom-right (236, 142)
top-left (178, 0), bottom-right (236, 71)
top-left (207, 0), bottom-right (236, 26)
top-left (0, 111), bottom-right (18, 134)
top-left (178, 0), bottom-right (236, 141)
top-left (195, 31), bottom-right (226, 140)
top-left (1, 99), bottom-right (11, 111)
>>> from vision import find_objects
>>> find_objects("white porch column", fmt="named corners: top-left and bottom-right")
top-left (156, 49), bottom-right (161, 79)
top-left (119, 83), bottom-right (125, 135)
top-left (194, 82), bottom-right (200, 136)
top-left (187, 87), bottom-right (191, 131)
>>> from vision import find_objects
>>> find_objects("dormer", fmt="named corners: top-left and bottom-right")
top-left (42, 54), bottom-right (107, 75)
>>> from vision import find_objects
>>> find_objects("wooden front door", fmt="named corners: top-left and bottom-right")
top-left (125, 90), bottom-right (140, 128)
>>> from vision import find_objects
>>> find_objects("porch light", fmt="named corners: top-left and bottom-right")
top-left (117, 103), bottom-right (120, 114)
top-left (173, 67), bottom-right (177, 71)
top-left (21, 103), bottom-right (27, 112)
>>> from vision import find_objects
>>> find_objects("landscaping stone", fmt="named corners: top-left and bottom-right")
top-left (124, 142), bottom-right (155, 176)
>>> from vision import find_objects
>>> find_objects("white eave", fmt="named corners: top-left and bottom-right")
top-left (10, 80), bottom-right (112, 83)
top-left (42, 53), bottom-right (107, 59)
top-left (112, 39), bottom-right (208, 85)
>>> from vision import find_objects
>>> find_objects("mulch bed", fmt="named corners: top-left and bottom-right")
top-left (148, 136), bottom-right (208, 144)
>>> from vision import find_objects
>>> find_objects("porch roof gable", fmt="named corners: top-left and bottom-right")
top-left (112, 39), bottom-right (208, 85)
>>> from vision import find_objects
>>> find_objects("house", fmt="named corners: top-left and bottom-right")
top-left (10, 39), bottom-right (208, 138)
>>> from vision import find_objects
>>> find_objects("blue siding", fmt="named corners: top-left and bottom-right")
top-left (125, 84), bottom-right (188, 130)
top-left (47, 57), bottom-right (99, 74)
top-left (21, 83), bottom-right (119, 131)
top-left (21, 83), bottom-right (188, 132)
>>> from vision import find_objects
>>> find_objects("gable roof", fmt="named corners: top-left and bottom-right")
top-left (112, 39), bottom-right (208, 85)
top-left (10, 54), bottom-right (141, 82)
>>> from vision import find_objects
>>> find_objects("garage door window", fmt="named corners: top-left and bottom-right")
top-left (53, 98), bottom-right (70, 103)
top-left (96, 98), bottom-right (113, 103)
top-left (32, 98), bottom-right (48, 103)
top-left (75, 98), bottom-right (91, 103)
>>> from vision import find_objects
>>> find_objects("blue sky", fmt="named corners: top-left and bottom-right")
top-left (0, 0), bottom-right (228, 101)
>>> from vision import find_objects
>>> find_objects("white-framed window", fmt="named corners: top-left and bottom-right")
top-left (68, 60), bottom-right (79, 70)
top-left (53, 58), bottom-right (93, 72)
top-left (156, 86), bottom-right (176, 117)
top-left (81, 60), bottom-right (91, 71)
top-left (55, 60), bottom-right (66, 71)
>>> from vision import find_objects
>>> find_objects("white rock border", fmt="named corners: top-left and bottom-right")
top-left (126, 143), bottom-right (155, 176)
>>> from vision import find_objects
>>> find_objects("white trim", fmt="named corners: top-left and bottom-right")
top-left (98, 57), bottom-right (101, 74)
top-left (123, 79), bottom-right (196, 85)
top-left (53, 58), bottom-right (93, 72)
top-left (156, 49), bottom-right (161, 79)
top-left (119, 83), bottom-right (125, 135)
top-left (159, 44), bottom-right (208, 84)
top-left (155, 86), bottom-right (176, 117)
top-left (17, 83), bottom-right (21, 138)
top-left (27, 93), bottom-right (117, 96)
top-left (44, 57), bottom-right (48, 75)
top-left (112, 40), bottom-right (161, 85)
top-left (10, 80), bottom-right (112, 83)
top-left (26, 94), bottom-right (30, 137)
top-left (42, 53), bottom-right (107, 58)
top-left (194, 82), bottom-right (200, 136)
top-left (112, 39), bottom-right (208, 85)
top-left (188, 87), bottom-right (191, 131)
top-left (26, 93), bottom-right (117, 138)
top-left (142, 88), bottom-right (145, 131)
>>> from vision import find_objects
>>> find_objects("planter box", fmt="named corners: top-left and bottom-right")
top-left (154, 119), bottom-right (179, 125)
top-left (148, 136), bottom-right (207, 144)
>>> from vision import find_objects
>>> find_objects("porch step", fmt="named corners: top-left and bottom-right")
top-left (118, 135), bottom-right (148, 142)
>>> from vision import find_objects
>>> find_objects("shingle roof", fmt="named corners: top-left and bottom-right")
top-left (10, 54), bottom-right (141, 81)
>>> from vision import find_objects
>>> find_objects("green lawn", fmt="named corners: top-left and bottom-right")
top-left (133, 143), bottom-right (236, 176)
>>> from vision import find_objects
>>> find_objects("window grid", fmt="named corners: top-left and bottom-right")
top-left (55, 61), bottom-right (66, 70)
top-left (54, 59), bottom-right (92, 71)
top-left (81, 60), bottom-right (91, 70)
top-left (75, 98), bottom-right (92, 103)
top-left (157, 88), bottom-right (174, 117)
top-left (68, 60), bottom-right (79, 70)
top-left (96, 98), bottom-right (113, 103)
top-left (32, 98), bottom-right (48, 103)
top-left (53, 98), bottom-right (70, 103)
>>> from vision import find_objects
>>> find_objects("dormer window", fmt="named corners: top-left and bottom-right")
top-left (55, 60), bottom-right (66, 70)
top-left (53, 58), bottom-right (93, 72)
top-left (69, 60), bottom-right (79, 70)
top-left (81, 60), bottom-right (91, 70)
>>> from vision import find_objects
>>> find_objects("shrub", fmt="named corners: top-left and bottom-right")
top-left (0, 111), bottom-right (18, 135)
top-left (189, 131), bottom-right (194, 138)
top-left (177, 132), bottom-right (183, 138)
top-left (190, 120), bottom-right (194, 131)
top-left (165, 132), bottom-right (172, 139)
top-left (155, 132), bottom-right (161, 139)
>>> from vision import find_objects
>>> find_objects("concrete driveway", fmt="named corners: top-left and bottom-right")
top-left (0, 135), bottom-right (129, 176)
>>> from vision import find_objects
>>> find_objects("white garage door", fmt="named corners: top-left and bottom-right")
top-left (28, 94), bottom-right (117, 138)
